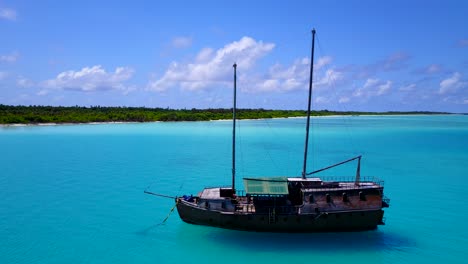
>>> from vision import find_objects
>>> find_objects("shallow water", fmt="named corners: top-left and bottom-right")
top-left (1, 115), bottom-right (467, 264)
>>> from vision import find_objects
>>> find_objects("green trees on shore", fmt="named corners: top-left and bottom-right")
top-left (0, 104), bottom-right (448, 124)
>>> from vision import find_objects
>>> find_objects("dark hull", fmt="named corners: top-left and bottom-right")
top-left (176, 199), bottom-right (384, 232)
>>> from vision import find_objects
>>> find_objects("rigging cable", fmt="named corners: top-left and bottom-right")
top-left (237, 117), bottom-right (245, 182)
top-left (144, 179), bottom-right (184, 227)
top-left (156, 201), bottom-right (178, 226)
top-left (315, 34), bottom-right (360, 158)
top-left (263, 118), bottom-right (285, 175)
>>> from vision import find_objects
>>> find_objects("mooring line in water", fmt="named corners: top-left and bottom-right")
top-left (144, 182), bottom-right (183, 227)
top-left (157, 202), bottom-right (177, 226)
top-left (137, 199), bottom-right (178, 234)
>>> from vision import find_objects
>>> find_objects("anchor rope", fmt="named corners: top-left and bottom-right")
top-left (157, 201), bottom-right (178, 226)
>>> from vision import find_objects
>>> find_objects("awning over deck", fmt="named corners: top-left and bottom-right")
top-left (243, 177), bottom-right (289, 195)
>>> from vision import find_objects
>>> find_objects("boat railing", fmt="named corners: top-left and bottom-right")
top-left (300, 176), bottom-right (385, 192)
top-left (205, 176), bottom-right (384, 196)
top-left (204, 185), bottom-right (233, 189)
top-left (319, 176), bottom-right (385, 186)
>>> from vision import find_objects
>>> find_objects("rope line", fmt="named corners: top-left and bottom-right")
top-left (157, 202), bottom-right (178, 226)
top-left (238, 119), bottom-right (245, 180)
top-left (262, 118), bottom-right (282, 174)
top-left (316, 34), bottom-right (360, 158)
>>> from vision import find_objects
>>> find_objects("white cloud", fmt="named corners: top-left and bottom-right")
top-left (315, 96), bottom-right (330, 104)
top-left (0, 71), bottom-right (8, 80)
top-left (399, 83), bottom-right (416, 92)
top-left (269, 58), bottom-right (309, 80)
top-left (315, 56), bottom-right (332, 70)
top-left (283, 78), bottom-right (302, 90)
top-left (257, 57), bottom-right (308, 92)
top-left (196, 48), bottom-right (214, 62)
top-left (268, 56), bottom-right (332, 82)
top-left (255, 79), bottom-right (280, 92)
top-left (381, 52), bottom-right (410, 71)
top-left (414, 64), bottom-right (442, 75)
top-left (377, 81), bottom-right (392, 95)
top-left (463, 99), bottom-right (468, 105)
top-left (363, 78), bottom-right (379, 89)
top-left (0, 8), bottom-right (16, 21)
top-left (122, 85), bottom-right (137, 95)
top-left (37, 90), bottom-right (49, 96)
top-left (425, 64), bottom-right (442, 74)
top-left (172, 36), bottom-right (193, 49)
top-left (42, 65), bottom-right (135, 92)
top-left (439, 72), bottom-right (465, 94)
top-left (149, 36), bottom-right (340, 95)
top-left (354, 78), bottom-right (392, 98)
top-left (0, 51), bottom-right (19, 62)
top-left (17, 77), bottom-right (34, 88)
top-left (251, 56), bottom-right (340, 93)
top-left (315, 69), bottom-right (343, 88)
top-left (350, 52), bottom-right (410, 79)
top-left (148, 36), bottom-right (275, 92)
top-left (338, 97), bottom-right (350, 103)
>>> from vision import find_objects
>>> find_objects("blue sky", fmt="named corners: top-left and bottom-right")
top-left (1, 0), bottom-right (467, 112)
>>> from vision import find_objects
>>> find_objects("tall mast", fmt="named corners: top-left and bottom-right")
top-left (302, 29), bottom-right (316, 179)
top-left (232, 63), bottom-right (237, 191)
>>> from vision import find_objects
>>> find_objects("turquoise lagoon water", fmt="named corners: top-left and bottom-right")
top-left (1, 115), bottom-right (467, 264)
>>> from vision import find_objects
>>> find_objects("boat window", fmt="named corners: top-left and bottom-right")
top-left (309, 195), bottom-right (315, 203)
top-left (342, 193), bottom-right (349, 202)
top-left (359, 191), bottom-right (366, 201)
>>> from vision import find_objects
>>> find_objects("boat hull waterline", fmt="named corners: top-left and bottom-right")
top-left (177, 199), bottom-right (385, 232)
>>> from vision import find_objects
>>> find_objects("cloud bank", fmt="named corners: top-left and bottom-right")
top-left (171, 36), bottom-right (193, 49)
top-left (42, 65), bottom-right (135, 92)
top-left (0, 52), bottom-right (19, 62)
top-left (0, 8), bottom-right (16, 21)
top-left (148, 36), bottom-right (343, 95)
top-left (439, 72), bottom-right (466, 94)
top-left (353, 78), bottom-right (392, 99)
top-left (147, 36), bottom-right (275, 92)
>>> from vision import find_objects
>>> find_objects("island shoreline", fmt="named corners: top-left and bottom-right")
top-left (0, 104), bottom-right (457, 126)
top-left (0, 114), bottom-right (462, 127)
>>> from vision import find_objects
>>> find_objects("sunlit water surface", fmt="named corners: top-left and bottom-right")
top-left (1, 115), bottom-right (467, 264)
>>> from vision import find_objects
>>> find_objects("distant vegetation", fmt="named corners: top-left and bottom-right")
top-left (0, 104), bottom-right (450, 124)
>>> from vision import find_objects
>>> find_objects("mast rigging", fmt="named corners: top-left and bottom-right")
top-left (232, 63), bottom-right (237, 192)
top-left (302, 29), bottom-right (316, 179)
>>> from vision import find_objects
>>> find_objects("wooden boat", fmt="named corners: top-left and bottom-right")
top-left (174, 29), bottom-right (390, 232)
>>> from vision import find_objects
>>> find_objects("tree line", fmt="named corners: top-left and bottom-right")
top-left (0, 104), bottom-right (449, 124)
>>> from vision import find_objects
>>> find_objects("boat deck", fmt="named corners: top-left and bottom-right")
top-left (303, 181), bottom-right (383, 192)
top-left (199, 188), bottom-right (222, 199)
